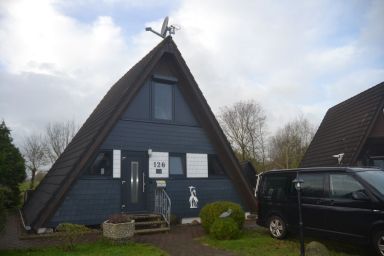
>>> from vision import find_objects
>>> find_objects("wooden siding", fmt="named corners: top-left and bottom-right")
top-left (49, 178), bottom-right (121, 226)
top-left (100, 120), bottom-right (215, 153)
top-left (122, 82), bottom-right (151, 120)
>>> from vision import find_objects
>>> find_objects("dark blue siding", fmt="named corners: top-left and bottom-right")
top-left (49, 178), bottom-right (121, 227)
top-left (101, 120), bottom-right (215, 153)
top-left (174, 86), bottom-right (197, 125)
top-left (122, 82), bottom-right (150, 120)
top-left (146, 178), bottom-right (246, 218)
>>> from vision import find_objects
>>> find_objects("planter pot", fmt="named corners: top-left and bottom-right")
top-left (102, 219), bottom-right (135, 240)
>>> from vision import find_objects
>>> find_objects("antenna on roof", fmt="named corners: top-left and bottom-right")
top-left (332, 153), bottom-right (344, 166)
top-left (145, 16), bottom-right (179, 38)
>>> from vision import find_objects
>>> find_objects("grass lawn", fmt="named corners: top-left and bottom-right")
top-left (201, 227), bottom-right (372, 256)
top-left (0, 240), bottom-right (168, 256)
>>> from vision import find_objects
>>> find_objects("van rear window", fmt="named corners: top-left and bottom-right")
top-left (262, 174), bottom-right (295, 200)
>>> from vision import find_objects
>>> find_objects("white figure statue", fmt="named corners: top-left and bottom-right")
top-left (189, 186), bottom-right (198, 208)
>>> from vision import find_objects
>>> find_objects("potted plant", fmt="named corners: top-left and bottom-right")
top-left (102, 213), bottom-right (135, 240)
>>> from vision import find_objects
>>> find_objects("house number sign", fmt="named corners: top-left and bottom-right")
top-left (153, 161), bottom-right (166, 168)
top-left (149, 152), bottom-right (169, 178)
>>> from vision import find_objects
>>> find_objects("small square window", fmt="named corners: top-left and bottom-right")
top-left (85, 151), bottom-right (113, 176)
top-left (170, 155), bottom-right (184, 175)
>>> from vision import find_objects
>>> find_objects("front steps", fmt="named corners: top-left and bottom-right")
top-left (129, 213), bottom-right (170, 234)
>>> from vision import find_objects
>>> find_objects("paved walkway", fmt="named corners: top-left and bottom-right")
top-left (0, 214), bottom-right (235, 256)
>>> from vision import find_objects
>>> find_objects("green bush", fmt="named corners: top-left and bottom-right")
top-left (210, 218), bottom-right (240, 240)
top-left (0, 186), bottom-right (7, 231)
top-left (56, 223), bottom-right (90, 251)
top-left (0, 121), bottom-right (26, 209)
top-left (199, 201), bottom-right (244, 233)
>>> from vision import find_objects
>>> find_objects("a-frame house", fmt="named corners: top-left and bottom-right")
top-left (301, 82), bottom-right (384, 168)
top-left (22, 37), bottom-right (257, 232)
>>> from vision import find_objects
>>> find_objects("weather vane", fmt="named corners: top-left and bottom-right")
top-left (145, 16), bottom-right (179, 38)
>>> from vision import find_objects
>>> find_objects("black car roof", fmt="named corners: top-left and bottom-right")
top-left (261, 166), bottom-right (382, 175)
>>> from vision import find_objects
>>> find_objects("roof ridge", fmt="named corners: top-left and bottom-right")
top-left (329, 81), bottom-right (384, 111)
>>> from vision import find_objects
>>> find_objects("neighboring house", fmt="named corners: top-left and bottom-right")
top-left (22, 37), bottom-right (257, 232)
top-left (240, 161), bottom-right (257, 192)
top-left (301, 82), bottom-right (384, 168)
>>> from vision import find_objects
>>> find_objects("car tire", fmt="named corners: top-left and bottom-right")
top-left (268, 215), bottom-right (287, 239)
top-left (373, 230), bottom-right (384, 256)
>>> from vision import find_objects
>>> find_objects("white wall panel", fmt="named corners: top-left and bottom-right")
top-left (149, 152), bottom-right (169, 178)
top-left (186, 153), bottom-right (208, 178)
top-left (113, 150), bottom-right (121, 178)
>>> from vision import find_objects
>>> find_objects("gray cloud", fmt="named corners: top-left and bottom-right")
top-left (0, 0), bottom-right (383, 148)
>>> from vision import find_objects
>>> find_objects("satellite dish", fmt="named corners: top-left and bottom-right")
top-left (161, 17), bottom-right (169, 37)
top-left (145, 16), bottom-right (179, 39)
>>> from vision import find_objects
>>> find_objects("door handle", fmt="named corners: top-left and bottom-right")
top-left (122, 180), bottom-right (126, 184)
top-left (143, 172), bottom-right (145, 192)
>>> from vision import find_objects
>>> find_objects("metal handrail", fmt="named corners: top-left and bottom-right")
top-left (154, 188), bottom-right (171, 226)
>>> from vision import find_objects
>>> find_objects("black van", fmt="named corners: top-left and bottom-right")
top-left (255, 167), bottom-right (384, 255)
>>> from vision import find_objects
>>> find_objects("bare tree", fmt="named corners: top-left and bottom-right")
top-left (44, 120), bottom-right (78, 164)
top-left (218, 100), bottom-right (268, 170)
top-left (22, 134), bottom-right (48, 189)
top-left (269, 116), bottom-right (315, 169)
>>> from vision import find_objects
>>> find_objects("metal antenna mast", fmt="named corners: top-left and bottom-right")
top-left (145, 17), bottom-right (179, 38)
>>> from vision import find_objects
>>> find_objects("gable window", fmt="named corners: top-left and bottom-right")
top-left (85, 151), bottom-right (113, 176)
top-left (169, 154), bottom-right (185, 175)
top-left (153, 82), bottom-right (173, 120)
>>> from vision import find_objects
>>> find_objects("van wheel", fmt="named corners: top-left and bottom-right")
top-left (268, 215), bottom-right (287, 239)
top-left (373, 230), bottom-right (384, 256)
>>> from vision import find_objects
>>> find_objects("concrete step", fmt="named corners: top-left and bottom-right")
top-left (129, 213), bottom-right (162, 220)
top-left (134, 226), bottom-right (170, 234)
top-left (135, 220), bottom-right (166, 226)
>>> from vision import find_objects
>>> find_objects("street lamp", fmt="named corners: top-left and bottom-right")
top-left (293, 177), bottom-right (305, 256)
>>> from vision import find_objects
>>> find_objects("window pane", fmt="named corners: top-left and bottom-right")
top-left (86, 151), bottom-right (112, 176)
top-left (330, 174), bottom-right (364, 198)
top-left (357, 170), bottom-right (384, 195)
top-left (170, 156), bottom-right (184, 175)
top-left (373, 159), bottom-right (384, 169)
top-left (301, 173), bottom-right (325, 197)
top-left (262, 174), bottom-right (294, 200)
top-left (154, 83), bottom-right (172, 120)
top-left (131, 161), bottom-right (139, 203)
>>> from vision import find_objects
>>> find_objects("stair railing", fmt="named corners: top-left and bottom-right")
top-left (154, 188), bottom-right (171, 226)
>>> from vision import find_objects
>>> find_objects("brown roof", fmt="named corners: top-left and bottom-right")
top-left (23, 37), bottom-right (257, 230)
top-left (300, 82), bottom-right (384, 167)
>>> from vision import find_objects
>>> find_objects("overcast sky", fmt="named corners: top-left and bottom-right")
top-left (1, 0), bottom-right (383, 148)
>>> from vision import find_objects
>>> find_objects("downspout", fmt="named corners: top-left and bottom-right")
top-left (18, 209), bottom-right (31, 231)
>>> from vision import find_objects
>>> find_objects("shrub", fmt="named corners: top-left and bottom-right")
top-left (210, 218), bottom-right (240, 240)
top-left (107, 213), bottom-right (132, 224)
top-left (0, 121), bottom-right (26, 209)
top-left (0, 186), bottom-right (7, 232)
top-left (199, 201), bottom-right (244, 233)
top-left (305, 241), bottom-right (330, 256)
top-left (56, 223), bottom-right (90, 251)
